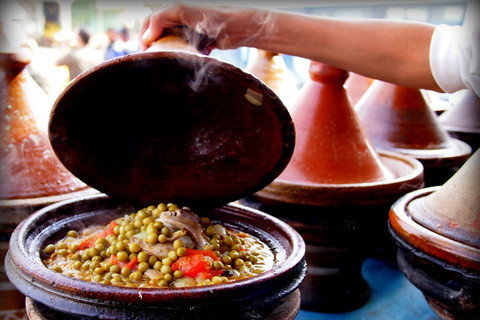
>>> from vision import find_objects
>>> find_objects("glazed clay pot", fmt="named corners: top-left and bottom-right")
top-left (356, 81), bottom-right (472, 187)
top-left (242, 62), bottom-right (424, 312)
top-left (7, 29), bottom-right (305, 319)
top-left (438, 89), bottom-right (480, 152)
top-left (389, 149), bottom-right (480, 319)
top-left (6, 194), bottom-right (306, 319)
top-left (245, 49), bottom-right (299, 110)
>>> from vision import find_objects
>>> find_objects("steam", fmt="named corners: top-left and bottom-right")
top-left (175, 7), bottom-right (279, 93)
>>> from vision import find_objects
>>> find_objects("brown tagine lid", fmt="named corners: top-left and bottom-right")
top-left (355, 81), bottom-right (471, 167)
top-left (389, 149), bottom-right (480, 273)
top-left (255, 62), bottom-right (424, 206)
top-left (0, 47), bottom-right (90, 201)
top-left (245, 49), bottom-right (299, 110)
top-left (48, 28), bottom-right (295, 208)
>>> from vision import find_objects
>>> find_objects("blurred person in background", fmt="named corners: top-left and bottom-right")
top-left (55, 26), bottom-right (104, 80)
top-left (139, 3), bottom-right (479, 97)
top-left (105, 25), bottom-right (139, 60)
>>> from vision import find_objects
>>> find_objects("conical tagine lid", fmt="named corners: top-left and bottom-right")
top-left (278, 61), bottom-right (394, 184)
top-left (355, 81), bottom-right (471, 164)
top-left (0, 48), bottom-right (89, 200)
top-left (439, 89), bottom-right (480, 134)
top-left (408, 149), bottom-right (480, 248)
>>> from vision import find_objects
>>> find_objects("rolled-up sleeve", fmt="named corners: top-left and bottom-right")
top-left (430, 24), bottom-right (480, 96)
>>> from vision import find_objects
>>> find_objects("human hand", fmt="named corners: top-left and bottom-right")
top-left (139, 3), bottom-right (272, 53)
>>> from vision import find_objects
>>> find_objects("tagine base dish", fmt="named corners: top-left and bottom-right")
top-left (6, 194), bottom-right (306, 320)
top-left (25, 289), bottom-right (301, 320)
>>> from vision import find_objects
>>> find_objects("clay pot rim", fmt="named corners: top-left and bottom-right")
top-left (375, 138), bottom-right (472, 166)
top-left (255, 149), bottom-right (424, 206)
top-left (7, 194), bottom-right (306, 312)
top-left (389, 186), bottom-right (480, 276)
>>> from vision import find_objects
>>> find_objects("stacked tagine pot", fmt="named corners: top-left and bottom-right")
top-left (5, 29), bottom-right (306, 320)
top-left (240, 61), bottom-right (424, 312)
top-left (0, 45), bottom-right (96, 318)
top-left (389, 149), bottom-right (480, 320)
top-left (355, 81), bottom-right (472, 187)
top-left (438, 89), bottom-right (480, 152)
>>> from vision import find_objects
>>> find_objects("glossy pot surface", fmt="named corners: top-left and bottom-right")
top-left (6, 194), bottom-right (306, 319)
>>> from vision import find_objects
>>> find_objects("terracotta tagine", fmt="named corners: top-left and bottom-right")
top-left (344, 72), bottom-right (374, 107)
top-left (0, 46), bottom-right (95, 318)
top-left (0, 47), bottom-right (95, 231)
top-left (245, 49), bottom-right (299, 110)
top-left (438, 89), bottom-right (480, 152)
top-left (389, 149), bottom-right (480, 320)
top-left (240, 61), bottom-right (424, 312)
top-left (6, 28), bottom-right (306, 319)
top-left (355, 80), bottom-right (472, 187)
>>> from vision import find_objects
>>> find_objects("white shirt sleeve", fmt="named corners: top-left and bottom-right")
top-left (430, 24), bottom-right (480, 96)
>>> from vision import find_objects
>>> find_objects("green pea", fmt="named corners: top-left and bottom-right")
top-left (121, 267), bottom-right (131, 277)
top-left (110, 265), bottom-right (121, 274)
top-left (94, 267), bottom-right (105, 275)
top-left (117, 251), bottom-right (129, 262)
top-left (138, 262), bottom-right (149, 273)
top-left (137, 251), bottom-right (149, 263)
top-left (67, 230), bottom-right (78, 238)
top-left (44, 244), bottom-right (55, 255)
top-left (161, 265), bottom-right (172, 274)
top-left (129, 271), bottom-right (143, 281)
top-left (147, 233), bottom-right (158, 244)
top-left (173, 239), bottom-right (184, 250)
top-left (129, 242), bottom-right (141, 253)
top-left (176, 247), bottom-right (187, 257)
top-left (234, 259), bottom-right (245, 269)
top-left (173, 270), bottom-right (183, 279)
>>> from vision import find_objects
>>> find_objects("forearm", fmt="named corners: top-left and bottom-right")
top-left (140, 4), bottom-right (441, 91)
top-left (244, 11), bottom-right (440, 91)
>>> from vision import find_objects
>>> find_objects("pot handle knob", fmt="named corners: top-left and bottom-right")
top-left (146, 27), bottom-right (214, 55)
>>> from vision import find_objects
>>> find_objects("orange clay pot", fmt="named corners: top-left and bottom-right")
top-left (243, 62), bottom-right (424, 312)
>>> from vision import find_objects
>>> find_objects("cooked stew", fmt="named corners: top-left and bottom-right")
top-left (43, 203), bottom-right (274, 288)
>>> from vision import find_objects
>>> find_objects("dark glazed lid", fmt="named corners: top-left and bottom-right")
top-left (49, 50), bottom-right (294, 207)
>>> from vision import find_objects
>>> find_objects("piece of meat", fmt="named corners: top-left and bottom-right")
top-left (130, 235), bottom-right (173, 260)
top-left (158, 209), bottom-right (209, 250)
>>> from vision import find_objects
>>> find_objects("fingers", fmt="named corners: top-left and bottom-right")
top-left (138, 3), bottom-right (186, 51)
